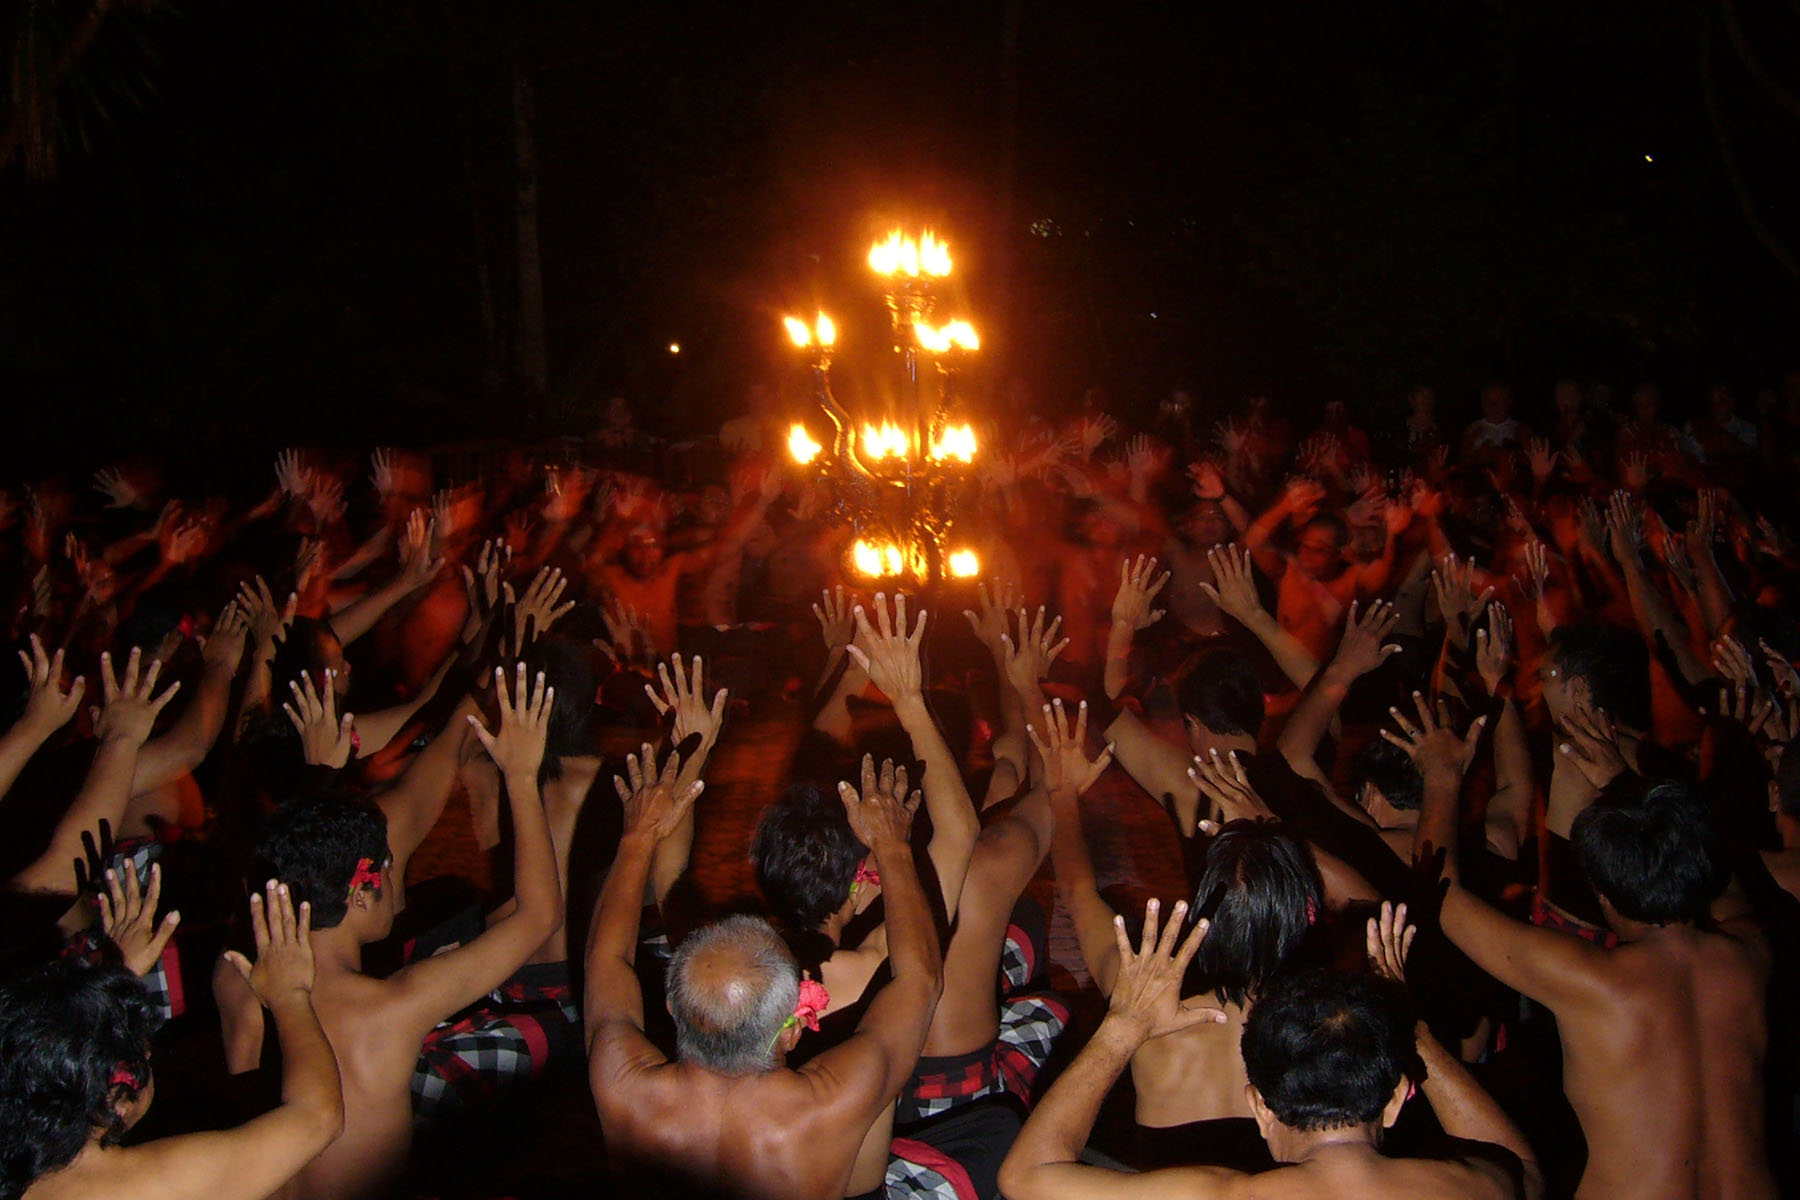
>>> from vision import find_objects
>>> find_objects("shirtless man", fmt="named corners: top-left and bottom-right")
top-left (586, 750), bottom-right (944, 1200)
top-left (998, 900), bottom-right (1541, 1200)
top-left (0, 882), bottom-right (342, 1200)
top-left (1390, 694), bottom-right (1776, 1199)
top-left (245, 663), bottom-right (562, 1200)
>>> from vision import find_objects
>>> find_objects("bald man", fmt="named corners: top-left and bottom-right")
top-left (585, 753), bottom-right (944, 1200)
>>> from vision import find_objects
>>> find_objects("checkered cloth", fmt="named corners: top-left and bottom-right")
top-left (61, 838), bottom-right (183, 1021)
top-left (887, 1098), bottom-right (1023, 1200)
top-left (410, 961), bottom-right (579, 1124)
top-left (895, 912), bottom-right (1068, 1125)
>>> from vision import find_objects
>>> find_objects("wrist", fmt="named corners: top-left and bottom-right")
top-left (892, 693), bottom-right (930, 721)
top-left (503, 766), bottom-right (543, 793)
top-left (264, 985), bottom-right (316, 1013)
top-left (1096, 1011), bottom-right (1152, 1052)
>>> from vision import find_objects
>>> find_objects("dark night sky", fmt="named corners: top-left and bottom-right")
top-left (3, 0), bottom-right (1799, 473)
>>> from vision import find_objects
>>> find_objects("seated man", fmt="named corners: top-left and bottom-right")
top-left (0, 882), bottom-right (343, 1200)
top-left (241, 664), bottom-right (563, 1200)
top-left (1396, 689), bottom-right (1779, 1200)
top-left (999, 901), bottom-right (1541, 1200)
top-left (587, 752), bottom-right (943, 1200)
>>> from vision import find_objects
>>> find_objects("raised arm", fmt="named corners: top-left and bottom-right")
top-left (999, 899), bottom-right (1232, 1200)
top-left (1039, 698), bottom-right (1126, 994)
top-left (131, 602), bottom-right (250, 793)
top-left (135, 880), bottom-right (343, 1200)
top-left (10, 649), bottom-right (180, 894)
top-left (1367, 902), bottom-right (1544, 1200)
top-left (328, 510), bottom-right (444, 647)
top-left (849, 593), bottom-right (980, 918)
top-left (642, 653), bottom-right (729, 906)
top-left (1104, 555), bottom-right (1169, 704)
top-left (0, 636), bottom-right (85, 802)
top-left (390, 665), bottom-right (562, 1029)
top-left (1200, 543), bottom-right (1321, 691)
top-left (1606, 492), bottom-right (1711, 689)
top-left (1474, 605), bottom-right (1531, 859)
top-left (1277, 599), bottom-right (1401, 799)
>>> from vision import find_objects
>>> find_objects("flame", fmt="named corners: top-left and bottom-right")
top-left (788, 423), bottom-right (822, 465)
top-left (783, 317), bottom-right (812, 347)
top-left (947, 549), bottom-right (980, 578)
top-left (868, 229), bottom-right (953, 278)
top-left (852, 539), bottom-right (906, 579)
top-left (916, 319), bottom-right (980, 353)
top-left (930, 423), bottom-right (978, 463)
top-left (815, 312), bottom-right (836, 347)
top-left (860, 422), bottom-right (911, 461)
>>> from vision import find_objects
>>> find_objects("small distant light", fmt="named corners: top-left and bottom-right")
top-left (1643, 154), bottom-right (1654, 163)
top-left (1150, 312), bottom-right (1158, 319)
top-left (668, 342), bottom-right (681, 354)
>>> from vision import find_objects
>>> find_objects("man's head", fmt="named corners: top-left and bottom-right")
top-left (1295, 514), bottom-right (1347, 580)
top-left (0, 961), bottom-right (163, 1193)
top-left (271, 616), bottom-right (351, 701)
top-left (1177, 648), bottom-right (1265, 749)
top-left (252, 791), bottom-right (393, 937)
top-left (1539, 624), bottom-right (1651, 732)
top-left (1191, 821), bottom-right (1323, 1006)
top-left (1177, 499), bottom-right (1231, 548)
top-left (1408, 386), bottom-right (1436, 418)
top-left (752, 782), bottom-right (868, 934)
top-left (1633, 383), bottom-right (1663, 423)
top-left (1554, 378), bottom-right (1584, 421)
top-left (520, 636), bottom-right (598, 778)
top-left (1480, 382), bottom-right (1513, 423)
top-left (667, 916), bottom-right (802, 1075)
top-left (1573, 779), bottom-right (1726, 927)
top-left (623, 524), bottom-right (666, 579)
top-left (1354, 738), bottom-right (1424, 825)
top-left (1240, 969), bottom-right (1413, 1141)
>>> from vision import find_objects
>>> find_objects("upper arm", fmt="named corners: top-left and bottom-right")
top-left (805, 972), bottom-right (941, 1114)
top-left (121, 1105), bottom-right (339, 1200)
top-left (390, 911), bottom-right (551, 1031)
top-left (1105, 711), bottom-right (1198, 835)
top-left (1440, 885), bottom-right (1616, 1013)
top-left (1000, 1159), bottom-right (1242, 1200)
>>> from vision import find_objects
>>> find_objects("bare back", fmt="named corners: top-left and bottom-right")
top-left (1560, 926), bottom-right (1774, 1200)
top-left (1143, 1141), bottom-right (1515, 1200)
top-left (1131, 994), bottom-right (1250, 1128)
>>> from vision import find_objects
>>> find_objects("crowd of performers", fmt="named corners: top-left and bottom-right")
top-left (3, 373), bottom-right (1800, 1200)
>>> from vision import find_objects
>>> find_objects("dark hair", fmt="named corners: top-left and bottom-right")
top-left (1549, 624), bottom-right (1651, 731)
top-left (1355, 738), bottom-right (1424, 811)
top-left (1300, 513), bottom-right (1348, 546)
top-left (522, 636), bottom-right (598, 780)
top-left (268, 616), bottom-right (343, 697)
top-left (0, 961), bottom-right (162, 1197)
top-left (1241, 968), bottom-right (1413, 1132)
top-left (1176, 648), bottom-right (1265, 738)
top-left (1191, 821), bottom-right (1322, 1006)
top-left (1572, 779), bottom-right (1725, 925)
top-left (251, 791), bottom-right (390, 929)
top-left (751, 782), bottom-right (866, 933)
top-left (666, 915), bottom-right (799, 1076)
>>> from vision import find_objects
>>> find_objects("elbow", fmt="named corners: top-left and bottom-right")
top-left (996, 1153), bottom-right (1043, 1200)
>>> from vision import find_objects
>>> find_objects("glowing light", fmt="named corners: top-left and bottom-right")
top-left (915, 320), bottom-right (978, 354)
top-left (860, 422), bottom-right (911, 461)
top-left (1644, 153), bottom-right (1655, 163)
top-left (852, 539), bottom-right (906, 578)
top-left (668, 342), bottom-right (681, 354)
top-left (815, 312), bottom-right (836, 347)
top-left (947, 549), bottom-right (980, 578)
top-left (930, 423), bottom-right (978, 463)
top-left (783, 317), bottom-right (812, 347)
top-left (868, 229), bottom-right (953, 278)
top-left (788, 423), bottom-right (822, 465)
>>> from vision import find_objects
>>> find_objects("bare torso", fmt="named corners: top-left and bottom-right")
top-left (1131, 992), bottom-right (1250, 1127)
top-left (293, 973), bottom-right (423, 1200)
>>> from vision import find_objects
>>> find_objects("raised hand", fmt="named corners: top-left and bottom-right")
top-left (237, 576), bottom-right (298, 651)
top-left (847, 592), bottom-right (926, 703)
top-left (92, 467), bottom-right (142, 510)
top-left (1111, 555), bottom-right (1170, 632)
top-left (98, 859), bottom-right (180, 977)
top-left (1331, 599), bottom-right (1402, 680)
top-left (307, 475), bottom-right (346, 528)
top-left (1026, 698), bottom-right (1114, 794)
top-left (1557, 699), bottom-right (1628, 789)
top-left (1525, 437), bottom-right (1556, 483)
top-left (468, 663), bottom-right (553, 780)
top-left (1000, 604), bottom-right (1067, 692)
top-left (1076, 413), bottom-right (1119, 459)
top-left (13, 634), bottom-right (85, 738)
top-left (92, 648), bottom-right (181, 746)
top-left (1620, 449), bottom-right (1650, 493)
top-left (1709, 635), bottom-right (1763, 726)
top-left (813, 585), bottom-right (859, 654)
top-left (223, 880), bottom-right (316, 1006)
top-left (961, 578), bottom-right (1018, 651)
top-left (1188, 747), bottom-right (1275, 826)
top-left (460, 538), bottom-right (511, 617)
top-left (1212, 418), bottom-right (1245, 457)
top-left (1760, 639), bottom-right (1800, 699)
top-left (1603, 490), bottom-right (1642, 564)
top-left (837, 754), bottom-right (920, 850)
top-left (202, 601), bottom-right (252, 672)
top-left (274, 449), bottom-right (311, 499)
top-left (1186, 458), bottom-right (1226, 500)
top-left (284, 670), bottom-right (355, 768)
top-left (614, 743), bottom-right (703, 842)
top-left (1382, 691), bottom-right (1487, 783)
top-left (1474, 603), bottom-right (1515, 697)
top-left (1430, 553), bottom-right (1494, 644)
top-left (370, 448), bottom-right (398, 499)
top-left (1106, 898), bottom-right (1227, 1041)
top-left (506, 566), bottom-right (574, 649)
top-left (646, 654), bottom-right (729, 755)
top-left (597, 598), bottom-right (652, 667)
top-left (1198, 543), bottom-right (1264, 626)
top-left (397, 509), bottom-right (445, 590)
top-left (1365, 900), bottom-right (1415, 986)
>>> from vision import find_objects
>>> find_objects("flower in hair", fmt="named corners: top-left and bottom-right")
top-left (850, 860), bottom-right (881, 895)
top-left (110, 1063), bottom-right (144, 1090)
top-left (792, 978), bottom-right (830, 1033)
top-left (350, 857), bottom-right (384, 892)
